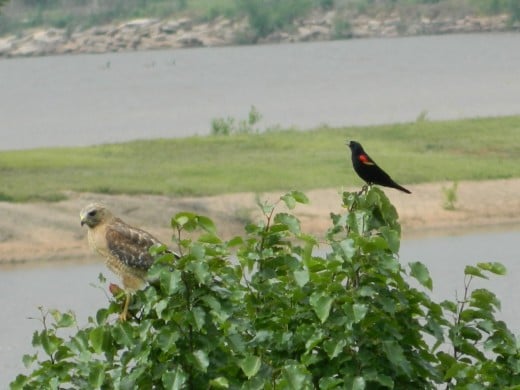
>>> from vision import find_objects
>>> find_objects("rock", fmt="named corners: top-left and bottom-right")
top-left (11, 41), bottom-right (42, 57)
top-left (297, 25), bottom-right (330, 41)
top-left (176, 33), bottom-right (204, 47)
top-left (32, 28), bottom-right (65, 46)
top-left (90, 25), bottom-right (113, 35)
top-left (119, 18), bottom-right (158, 29)
top-left (0, 36), bottom-right (15, 56)
top-left (159, 17), bottom-right (192, 34)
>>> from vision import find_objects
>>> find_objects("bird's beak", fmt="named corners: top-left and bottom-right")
top-left (80, 214), bottom-right (86, 226)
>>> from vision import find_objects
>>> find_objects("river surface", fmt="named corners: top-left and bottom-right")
top-left (1, 33), bottom-right (520, 385)
top-left (1, 32), bottom-right (520, 150)
top-left (1, 229), bottom-right (519, 386)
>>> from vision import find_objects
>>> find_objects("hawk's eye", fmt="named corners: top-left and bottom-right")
top-left (88, 210), bottom-right (97, 217)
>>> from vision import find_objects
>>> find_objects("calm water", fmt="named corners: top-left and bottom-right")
top-left (1, 229), bottom-right (519, 386)
top-left (2, 33), bottom-right (520, 385)
top-left (1, 33), bottom-right (520, 150)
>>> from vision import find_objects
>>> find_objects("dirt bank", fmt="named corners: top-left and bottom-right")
top-left (0, 178), bottom-right (519, 266)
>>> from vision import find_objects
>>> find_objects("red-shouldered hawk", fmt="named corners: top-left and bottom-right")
top-left (80, 202), bottom-right (174, 320)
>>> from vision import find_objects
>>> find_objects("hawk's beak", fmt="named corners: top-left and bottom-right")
top-left (80, 214), bottom-right (86, 226)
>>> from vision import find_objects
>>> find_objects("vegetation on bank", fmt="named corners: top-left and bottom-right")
top-left (1, 0), bottom-right (519, 39)
top-left (11, 188), bottom-right (519, 388)
top-left (0, 115), bottom-right (519, 202)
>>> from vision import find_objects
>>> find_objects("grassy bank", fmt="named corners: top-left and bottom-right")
top-left (1, 116), bottom-right (519, 202)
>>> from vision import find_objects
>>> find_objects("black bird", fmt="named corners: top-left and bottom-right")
top-left (347, 141), bottom-right (411, 194)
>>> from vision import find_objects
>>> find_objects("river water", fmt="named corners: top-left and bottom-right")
top-left (1, 32), bottom-right (520, 150)
top-left (1, 33), bottom-right (520, 385)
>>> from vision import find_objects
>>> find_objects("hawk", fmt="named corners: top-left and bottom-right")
top-left (80, 202), bottom-right (174, 320)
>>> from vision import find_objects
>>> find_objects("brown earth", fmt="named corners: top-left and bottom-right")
top-left (0, 178), bottom-right (519, 267)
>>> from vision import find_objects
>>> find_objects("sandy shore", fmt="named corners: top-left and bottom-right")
top-left (1, 178), bottom-right (519, 266)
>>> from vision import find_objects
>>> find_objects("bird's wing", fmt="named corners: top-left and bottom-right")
top-left (105, 219), bottom-right (163, 271)
top-left (358, 153), bottom-right (376, 166)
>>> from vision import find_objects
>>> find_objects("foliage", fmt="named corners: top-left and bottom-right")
top-left (11, 188), bottom-right (520, 389)
top-left (236, 0), bottom-right (313, 41)
top-left (1, 0), bottom-right (519, 37)
top-left (211, 106), bottom-right (263, 136)
top-left (470, 0), bottom-right (520, 21)
top-left (0, 0), bottom-right (8, 14)
top-left (442, 181), bottom-right (458, 210)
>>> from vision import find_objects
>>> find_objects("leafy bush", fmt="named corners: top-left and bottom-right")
top-left (11, 188), bottom-right (520, 389)
top-left (442, 181), bottom-right (458, 210)
top-left (237, 0), bottom-right (313, 41)
top-left (211, 106), bottom-right (262, 135)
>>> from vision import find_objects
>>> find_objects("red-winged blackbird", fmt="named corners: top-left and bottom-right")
top-left (347, 141), bottom-right (411, 194)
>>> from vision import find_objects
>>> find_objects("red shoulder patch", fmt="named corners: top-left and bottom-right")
top-left (358, 154), bottom-right (374, 165)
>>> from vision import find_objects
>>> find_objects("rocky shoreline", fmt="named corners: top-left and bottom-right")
top-left (0, 10), bottom-right (516, 58)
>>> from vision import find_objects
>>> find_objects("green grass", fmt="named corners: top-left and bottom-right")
top-left (1, 116), bottom-right (519, 202)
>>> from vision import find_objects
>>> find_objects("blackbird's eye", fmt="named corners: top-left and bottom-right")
top-left (88, 210), bottom-right (97, 217)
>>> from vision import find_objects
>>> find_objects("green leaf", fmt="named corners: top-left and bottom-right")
top-left (380, 226), bottom-right (400, 253)
top-left (460, 326), bottom-right (482, 341)
top-left (310, 292), bottom-right (334, 323)
top-left (477, 262), bottom-right (506, 275)
top-left (198, 233), bottom-right (222, 244)
top-left (88, 362), bottom-right (106, 389)
top-left (160, 269), bottom-right (182, 295)
top-left (157, 327), bottom-right (180, 352)
top-left (188, 261), bottom-right (210, 284)
top-left (274, 213), bottom-right (301, 234)
top-left (227, 236), bottom-right (244, 247)
top-left (209, 377), bottom-right (229, 389)
top-left (441, 300), bottom-right (458, 313)
top-left (281, 191), bottom-right (309, 209)
top-left (40, 331), bottom-right (60, 356)
top-left (319, 377), bottom-right (344, 389)
top-left (162, 367), bottom-right (187, 389)
top-left (281, 364), bottom-right (311, 389)
top-left (196, 215), bottom-right (217, 234)
top-left (171, 212), bottom-right (198, 231)
top-left (409, 261), bottom-right (433, 290)
top-left (22, 354), bottom-right (36, 369)
top-left (239, 355), bottom-right (261, 378)
top-left (191, 307), bottom-right (206, 331)
top-left (339, 238), bottom-right (355, 259)
top-left (192, 349), bottom-right (209, 372)
top-left (464, 265), bottom-right (488, 279)
top-left (305, 330), bottom-right (324, 351)
top-left (155, 298), bottom-right (168, 318)
top-left (89, 327), bottom-right (106, 354)
top-left (291, 190), bottom-right (309, 204)
top-left (323, 339), bottom-right (346, 359)
top-left (50, 310), bottom-right (76, 328)
top-left (471, 288), bottom-right (501, 311)
top-left (353, 304), bottom-right (368, 323)
top-left (352, 376), bottom-right (366, 390)
top-left (111, 322), bottom-right (135, 347)
top-left (293, 269), bottom-right (309, 287)
top-left (96, 308), bottom-right (110, 325)
top-left (382, 340), bottom-right (412, 376)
